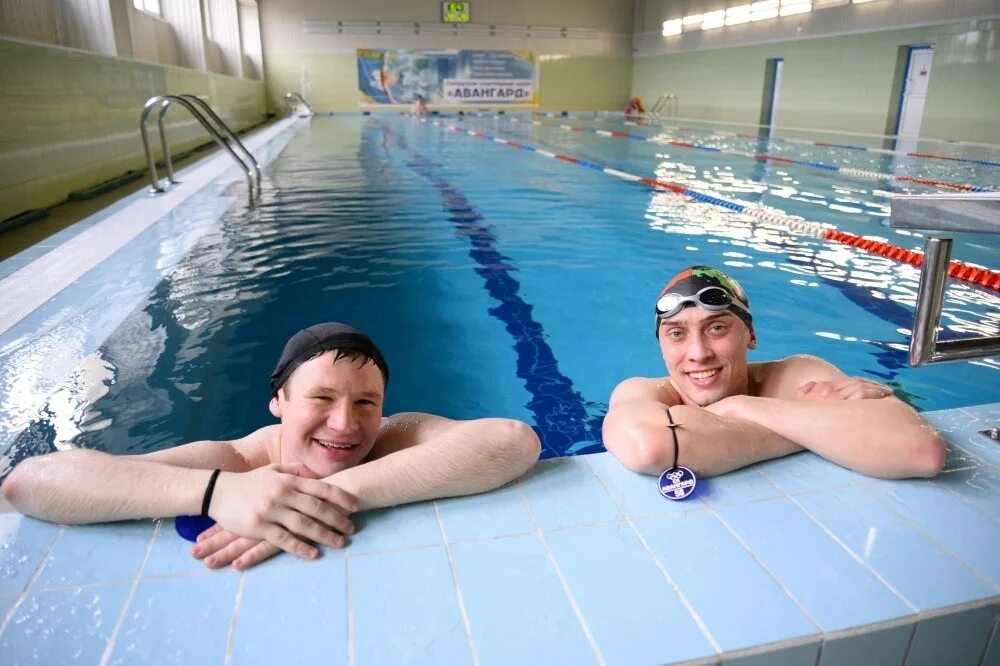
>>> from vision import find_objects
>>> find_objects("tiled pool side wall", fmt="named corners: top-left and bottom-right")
top-left (1, 402), bottom-right (997, 665)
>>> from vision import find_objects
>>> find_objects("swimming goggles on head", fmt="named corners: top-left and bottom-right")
top-left (655, 286), bottom-right (750, 322)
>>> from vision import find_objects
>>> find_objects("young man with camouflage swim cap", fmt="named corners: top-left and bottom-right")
top-left (602, 266), bottom-right (944, 479)
top-left (4, 323), bottom-right (541, 570)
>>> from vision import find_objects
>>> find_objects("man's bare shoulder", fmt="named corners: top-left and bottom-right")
top-left (237, 425), bottom-right (281, 467)
top-left (132, 424), bottom-right (278, 471)
top-left (610, 376), bottom-right (681, 407)
top-left (753, 355), bottom-right (844, 399)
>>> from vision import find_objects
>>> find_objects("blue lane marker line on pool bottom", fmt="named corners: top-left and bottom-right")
top-left (374, 120), bottom-right (602, 457)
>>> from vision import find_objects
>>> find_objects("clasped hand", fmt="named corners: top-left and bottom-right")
top-left (795, 377), bottom-right (893, 402)
top-left (197, 463), bottom-right (357, 570)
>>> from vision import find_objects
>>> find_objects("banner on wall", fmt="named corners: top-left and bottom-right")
top-left (357, 49), bottom-right (538, 105)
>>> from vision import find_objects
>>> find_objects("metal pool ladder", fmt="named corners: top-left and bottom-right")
top-left (283, 92), bottom-right (315, 117)
top-left (649, 93), bottom-right (678, 119)
top-left (890, 192), bottom-right (1000, 365)
top-left (139, 94), bottom-right (261, 203)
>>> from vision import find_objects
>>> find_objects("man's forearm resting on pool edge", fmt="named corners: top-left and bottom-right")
top-left (324, 415), bottom-right (540, 511)
top-left (190, 415), bottom-right (540, 569)
top-left (603, 400), bottom-right (803, 478)
top-left (604, 395), bottom-right (944, 480)
top-left (704, 393), bottom-right (944, 478)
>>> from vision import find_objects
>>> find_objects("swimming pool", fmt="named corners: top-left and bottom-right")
top-left (0, 113), bottom-right (997, 470)
top-left (1, 113), bottom-right (998, 666)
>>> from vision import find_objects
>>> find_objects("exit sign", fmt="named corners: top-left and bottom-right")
top-left (442, 2), bottom-right (470, 23)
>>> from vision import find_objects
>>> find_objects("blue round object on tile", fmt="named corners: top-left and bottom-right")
top-left (658, 466), bottom-right (697, 500)
top-left (175, 515), bottom-right (217, 542)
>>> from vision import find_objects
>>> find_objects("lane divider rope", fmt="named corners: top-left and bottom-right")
top-left (538, 112), bottom-right (1000, 169)
top-left (518, 117), bottom-right (990, 193)
top-left (423, 117), bottom-right (1000, 292)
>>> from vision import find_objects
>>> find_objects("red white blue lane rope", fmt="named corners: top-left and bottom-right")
top-left (539, 112), bottom-right (1000, 169)
top-left (422, 117), bottom-right (1000, 291)
top-left (517, 117), bottom-right (991, 193)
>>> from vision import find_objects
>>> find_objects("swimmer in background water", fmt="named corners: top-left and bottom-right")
top-left (411, 94), bottom-right (427, 115)
top-left (624, 97), bottom-right (644, 117)
top-left (3, 323), bottom-right (540, 570)
top-left (602, 266), bottom-right (945, 479)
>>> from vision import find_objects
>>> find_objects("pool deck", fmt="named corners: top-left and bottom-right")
top-left (1, 402), bottom-right (998, 665)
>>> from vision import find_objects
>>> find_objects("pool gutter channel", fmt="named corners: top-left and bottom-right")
top-left (0, 117), bottom-right (300, 338)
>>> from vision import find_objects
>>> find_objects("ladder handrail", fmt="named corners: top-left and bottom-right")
top-left (178, 94), bottom-right (262, 189)
top-left (140, 95), bottom-right (257, 202)
top-left (889, 193), bottom-right (1000, 365)
top-left (283, 92), bottom-right (315, 117)
top-left (649, 93), bottom-right (678, 118)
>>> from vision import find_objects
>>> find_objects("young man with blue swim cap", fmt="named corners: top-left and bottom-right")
top-left (603, 266), bottom-right (945, 479)
top-left (3, 323), bottom-right (541, 570)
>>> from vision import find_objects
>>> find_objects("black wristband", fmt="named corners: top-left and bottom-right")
top-left (201, 469), bottom-right (222, 517)
top-left (665, 408), bottom-right (680, 470)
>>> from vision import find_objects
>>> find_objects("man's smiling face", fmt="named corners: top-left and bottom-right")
top-left (658, 307), bottom-right (756, 406)
top-left (270, 351), bottom-right (385, 477)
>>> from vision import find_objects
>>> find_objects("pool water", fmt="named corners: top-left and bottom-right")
top-left (3, 114), bottom-right (999, 466)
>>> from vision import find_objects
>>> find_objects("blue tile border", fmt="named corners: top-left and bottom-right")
top-left (714, 497), bottom-right (914, 632)
top-left (636, 510), bottom-right (818, 653)
top-left (545, 522), bottom-right (718, 664)
top-left (0, 515), bottom-right (62, 596)
top-left (1, 582), bottom-right (131, 666)
top-left (791, 487), bottom-right (996, 611)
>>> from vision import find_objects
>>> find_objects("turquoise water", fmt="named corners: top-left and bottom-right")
top-left (4, 114), bottom-right (999, 464)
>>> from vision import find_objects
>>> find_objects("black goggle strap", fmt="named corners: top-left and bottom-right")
top-left (665, 407), bottom-right (681, 471)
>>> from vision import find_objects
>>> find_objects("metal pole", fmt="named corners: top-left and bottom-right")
top-left (909, 237), bottom-right (951, 366)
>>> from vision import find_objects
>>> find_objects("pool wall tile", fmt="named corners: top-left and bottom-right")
top-left (0, 593), bottom-right (17, 620)
top-left (961, 402), bottom-right (1000, 425)
top-left (931, 465), bottom-right (1000, 522)
top-left (905, 603), bottom-right (998, 666)
top-left (585, 452), bottom-right (708, 517)
top-left (791, 487), bottom-right (995, 610)
top-left (0, 515), bottom-right (61, 595)
top-left (756, 452), bottom-right (868, 495)
top-left (231, 555), bottom-right (347, 665)
top-left (982, 615), bottom-right (1000, 666)
top-left (545, 522), bottom-right (717, 665)
top-left (636, 510), bottom-right (819, 652)
top-left (34, 521), bottom-right (155, 590)
top-left (939, 439), bottom-right (986, 473)
top-left (939, 407), bottom-right (1000, 468)
top-left (518, 457), bottom-right (621, 529)
top-left (714, 497), bottom-right (913, 632)
top-left (108, 574), bottom-right (239, 665)
top-left (0, 583), bottom-right (130, 666)
top-left (723, 641), bottom-right (819, 666)
top-left (435, 484), bottom-right (534, 542)
top-left (817, 622), bottom-right (913, 666)
top-left (864, 481), bottom-right (1000, 585)
top-left (350, 546), bottom-right (470, 666)
top-left (141, 521), bottom-right (238, 578)
top-left (696, 464), bottom-right (783, 506)
top-left (347, 500), bottom-right (442, 555)
top-left (450, 534), bottom-right (596, 666)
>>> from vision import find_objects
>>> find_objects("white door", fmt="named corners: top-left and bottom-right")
top-left (769, 59), bottom-right (784, 128)
top-left (897, 49), bottom-right (933, 137)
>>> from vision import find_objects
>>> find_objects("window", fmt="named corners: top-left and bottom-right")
top-left (132, 0), bottom-right (161, 16)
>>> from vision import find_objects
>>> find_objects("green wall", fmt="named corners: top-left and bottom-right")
top-left (0, 38), bottom-right (266, 222)
top-left (264, 53), bottom-right (632, 113)
top-left (538, 56), bottom-right (632, 111)
top-left (632, 20), bottom-right (1000, 144)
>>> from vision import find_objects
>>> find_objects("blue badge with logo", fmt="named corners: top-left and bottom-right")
top-left (658, 466), bottom-right (697, 500)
